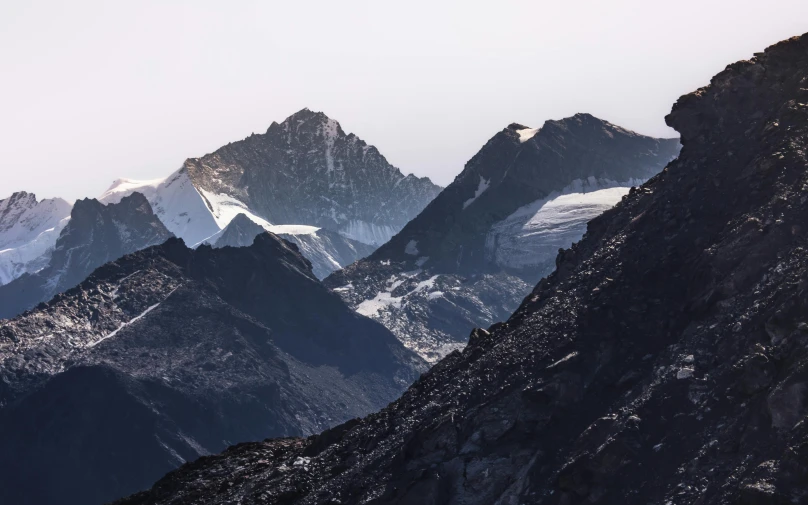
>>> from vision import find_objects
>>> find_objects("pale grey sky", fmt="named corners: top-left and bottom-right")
top-left (2, 1), bottom-right (807, 201)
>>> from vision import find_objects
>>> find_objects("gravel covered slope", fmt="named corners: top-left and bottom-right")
top-left (115, 33), bottom-right (808, 505)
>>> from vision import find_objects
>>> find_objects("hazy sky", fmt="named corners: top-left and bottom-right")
top-left (2, 1), bottom-right (807, 202)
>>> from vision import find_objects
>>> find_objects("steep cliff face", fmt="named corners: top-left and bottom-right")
top-left (325, 115), bottom-right (679, 361)
top-left (0, 234), bottom-right (424, 505)
top-left (115, 33), bottom-right (808, 505)
top-left (0, 192), bottom-right (172, 319)
top-left (101, 109), bottom-right (442, 248)
top-left (0, 191), bottom-right (72, 285)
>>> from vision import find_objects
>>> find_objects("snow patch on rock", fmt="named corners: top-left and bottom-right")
top-left (463, 176), bottom-right (491, 209)
top-left (100, 170), bottom-right (220, 247)
top-left (486, 177), bottom-right (642, 271)
top-left (339, 220), bottom-right (397, 246)
top-left (517, 127), bottom-right (539, 143)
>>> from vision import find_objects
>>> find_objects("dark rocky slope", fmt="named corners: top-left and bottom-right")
top-left (0, 234), bottom-right (423, 505)
top-left (116, 33), bottom-right (808, 505)
top-left (0, 192), bottom-right (172, 319)
top-left (325, 115), bottom-right (679, 361)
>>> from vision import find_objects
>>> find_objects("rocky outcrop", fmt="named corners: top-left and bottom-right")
top-left (0, 192), bottom-right (172, 319)
top-left (0, 233), bottom-right (424, 505)
top-left (114, 32), bottom-right (808, 505)
top-left (326, 115), bottom-right (679, 361)
top-left (0, 191), bottom-right (72, 285)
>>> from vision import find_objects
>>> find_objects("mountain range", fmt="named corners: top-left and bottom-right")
top-left (0, 233), bottom-right (423, 505)
top-left (0, 193), bottom-right (172, 319)
top-left (325, 114), bottom-right (680, 361)
top-left (112, 31), bottom-right (808, 505)
top-left (100, 108), bottom-right (442, 249)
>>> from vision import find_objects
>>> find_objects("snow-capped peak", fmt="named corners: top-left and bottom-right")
top-left (0, 192), bottom-right (73, 285)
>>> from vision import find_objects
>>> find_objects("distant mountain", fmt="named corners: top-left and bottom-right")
top-left (326, 114), bottom-right (680, 361)
top-left (0, 191), bottom-right (72, 285)
top-left (100, 108), bottom-right (442, 249)
top-left (364, 113), bottom-right (680, 274)
top-left (214, 214), bottom-right (375, 279)
top-left (113, 31), bottom-right (808, 505)
top-left (0, 233), bottom-right (424, 505)
top-left (0, 193), bottom-right (172, 319)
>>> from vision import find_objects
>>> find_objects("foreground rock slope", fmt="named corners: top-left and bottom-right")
top-left (326, 114), bottom-right (679, 361)
top-left (115, 33), bottom-right (808, 505)
top-left (0, 234), bottom-right (423, 505)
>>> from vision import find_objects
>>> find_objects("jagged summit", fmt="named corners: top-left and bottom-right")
top-left (102, 110), bottom-right (441, 249)
top-left (113, 31), bottom-right (808, 505)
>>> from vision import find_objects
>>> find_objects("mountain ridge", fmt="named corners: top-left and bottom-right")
top-left (0, 192), bottom-right (172, 319)
top-left (325, 113), bottom-right (680, 361)
top-left (0, 231), bottom-right (425, 505)
top-left (102, 108), bottom-right (442, 248)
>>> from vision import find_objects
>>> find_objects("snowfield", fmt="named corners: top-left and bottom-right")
top-left (100, 170), bottom-right (220, 247)
top-left (100, 170), bottom-right (372, 278)
top-left (486, 178), bottom-right (640, 270)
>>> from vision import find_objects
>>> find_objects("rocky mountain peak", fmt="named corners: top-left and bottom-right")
top-left (0, 192), bottom-right (73, 286)
top-left (1, 191), bottom-right (35, 206)
top-left (270, 108), bottom-right (345, 147)
top-left (325, 113), bottom-right (679, 361)
top-left (356, 112), bottom-right (679, 274)
top-left (177, 110), bottom-right (442, 246)
top-left (0, 191), bottom-right (71, 239)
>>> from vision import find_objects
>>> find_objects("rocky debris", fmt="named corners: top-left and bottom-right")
top-left (326, 115), bottom-right (679, 361)
top-left (0, 233), bottom-right (424, 505)
top-left (0, 192), bottom-right (172, 319)
top-left (114, 32), bottom-right (808, 505)
top-left (329, 264), bottom-right (529, 362)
